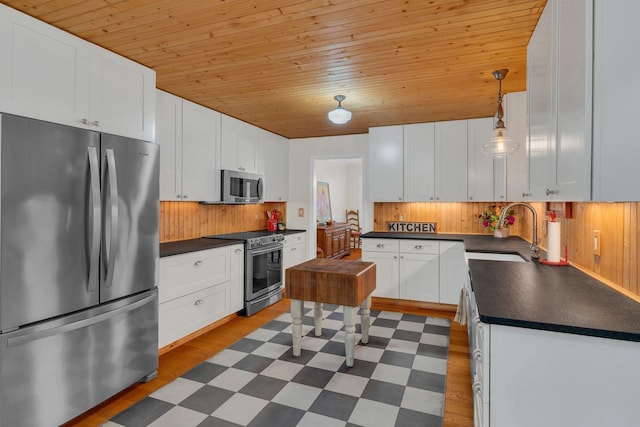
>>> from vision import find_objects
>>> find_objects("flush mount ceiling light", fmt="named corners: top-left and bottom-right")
top-left (482, 69), bottom-right (520, 157)
top-left (327, 95), bottom-right (352, 124)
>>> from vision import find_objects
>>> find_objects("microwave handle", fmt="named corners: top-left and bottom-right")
top-left (258, 176), bottom-right (263, 200)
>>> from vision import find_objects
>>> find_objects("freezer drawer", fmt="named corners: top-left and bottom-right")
top-left (0, 290), bottom-right (158, 427)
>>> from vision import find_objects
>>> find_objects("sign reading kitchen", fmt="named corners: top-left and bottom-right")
top-left (387, 222), bottom-right (437, 233)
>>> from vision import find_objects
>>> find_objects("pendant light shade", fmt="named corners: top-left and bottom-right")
top-left (482, 69), bottom-right (520, 157)
top-left (328, 95), bottom-right (352, 124)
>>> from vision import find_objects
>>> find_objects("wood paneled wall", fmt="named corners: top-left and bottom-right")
top-left (374, 202), bottom-right (640, 298)
top-left (372, 202), bottom-right (525, 236)
top-left (160, 202), bottom-right (286, 242)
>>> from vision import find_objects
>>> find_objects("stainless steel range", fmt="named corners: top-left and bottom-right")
top-left (206, 231), bottom-right (284, 315)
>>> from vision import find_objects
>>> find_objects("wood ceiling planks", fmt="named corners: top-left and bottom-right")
top-left (2, 0), bottom-right (546, 138)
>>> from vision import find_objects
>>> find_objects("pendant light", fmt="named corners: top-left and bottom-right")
top-left (327, 95), bottom-right (352, 124)
top-left (482, 69), bottom-right (519, 157)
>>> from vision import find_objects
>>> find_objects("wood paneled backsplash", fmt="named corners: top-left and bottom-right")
top-left (374, 201), bottom-right (640, 298)
top-left (373, 202), bottom-right (526, 236)
top-left (160, 201), bottom-right (286, 242)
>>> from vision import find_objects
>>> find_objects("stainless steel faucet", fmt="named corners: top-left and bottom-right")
top-left (498, 202), bottom-right (540, 259)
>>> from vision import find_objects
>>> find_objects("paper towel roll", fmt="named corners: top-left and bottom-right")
top-left (547, 221), bottom-right (561, 262)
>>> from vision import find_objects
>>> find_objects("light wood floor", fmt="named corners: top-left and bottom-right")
top-left (65, 249), bottom-right (473, 426)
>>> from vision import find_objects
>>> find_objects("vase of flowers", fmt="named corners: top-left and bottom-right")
top-left (478, 205), bottom-right (515, 238)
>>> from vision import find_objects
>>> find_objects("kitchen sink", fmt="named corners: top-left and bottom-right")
top-left (465, 251), bottom-right (526, 263)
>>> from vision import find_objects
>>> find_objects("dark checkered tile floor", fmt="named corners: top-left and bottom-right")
top-left (105, 303), bottom-right (451, 427)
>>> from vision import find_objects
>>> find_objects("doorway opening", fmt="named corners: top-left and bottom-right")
top-left (311, 156), bottom-right (365, 258)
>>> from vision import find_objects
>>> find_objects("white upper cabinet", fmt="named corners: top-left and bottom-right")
top-left (526, 0), bottom-right (592, 201)
top-left (89, 45), bottom-right (156, 141)
top-left (258, 128), bottom-right (289, 202)
top-left (220, 114), bottom-right (259, 174)
top-left (369, 125), bottom-right (404, 202)
top-left (181, 100), bottom-right (221, 202)
top-left (156, 90), bottom-right (220, 202)
top-left (467, 117), bottom-right (506, 202)
top-left (157, 91), bottom-right (183, 201)
top-left (0, 4), bottom-right (155, 141)
top-left (435, 120), bottom-right (468, 201)
top-left (504, 91), bottom-right (529, 201)
top-left (592, 0), bottom-right (640, 201)
top-left (403, 122), bottom-right (435, 201)
top-left (527, 0), bottom-right (557, 200)
top-left (370, 120), bottom-right (473, 202)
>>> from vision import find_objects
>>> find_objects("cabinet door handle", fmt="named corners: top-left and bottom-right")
top-left (92, 120), bottom-right (100, 127)
top-left (81, 118), bottom-right (89, 125)
top-left (234, 248), bottom-right (242, 253)
top-left (194, 260), bottom-right (203, 267)
top-left (394, 255), bottom-right (398, 259)
top-left (376, 244), bottom-right (385, 248)
top-left (194, 299), bottom-right (204, 306)
top-left (469, 196), bottom-right (473, 200)
top-left (546, 188), bottom-right (558, 196)
top-left (473, 348), bottom-right (482, 361)
top-left (414, 245), bottom-right (423, 249)
top-left (398, 197), bottom-right (402, 201)
top-left (291, 247), bottom-right (297, 251)
top-left (522, 192), bottom-right (531, 197)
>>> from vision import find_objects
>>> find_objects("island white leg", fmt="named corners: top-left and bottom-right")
top-left (360, 295), bottom-right (372, 344)
top-left (291, 299), bottom-right (303, 357)
top-left (314, 302), bottom-right (323, 336)
top-left (343, 306), bottom-right (357, 367)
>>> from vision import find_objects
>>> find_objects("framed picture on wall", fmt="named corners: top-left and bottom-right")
top-left (317, 181), bottom-right (332, 224)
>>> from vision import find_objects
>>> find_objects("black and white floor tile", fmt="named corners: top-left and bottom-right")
top-left (105, 302), bottom-right (451, 427)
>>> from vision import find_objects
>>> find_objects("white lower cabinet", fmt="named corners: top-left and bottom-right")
top-left (282, 232), bottom-right (308, 288)
top-left (399, 240), bottom-right (439, 302)
top-left (158, 244), bottom-right (243, 348)
top-left (363, 238), bottom-right (467, 303)
top-left (439, 241), bottom-right (468, 304)
top-left (361, 239), bottom-right (400, 298)
top-left (465, 279), bottom-right (640, 427)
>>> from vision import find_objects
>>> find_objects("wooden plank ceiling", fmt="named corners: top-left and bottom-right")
top-left (3, 0), bottom-right (546, 139)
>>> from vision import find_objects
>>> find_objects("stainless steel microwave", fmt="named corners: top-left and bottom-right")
top-left (221, 169), bottom-right (263, 204)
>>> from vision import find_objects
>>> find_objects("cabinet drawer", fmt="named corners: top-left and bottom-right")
top-left (159, 247), bottom-right (231, 304)
top-left (284, 233), bottom-right (306, 246)
top-left (361, 239), bottom-right (399, 253)
top-left (399, 240), bottom-right (439, 254)
top-left (158, 282), bottom-right (229, 348)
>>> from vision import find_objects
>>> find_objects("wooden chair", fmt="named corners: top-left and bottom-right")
top-left (345, 209), bottom-right (362, 249)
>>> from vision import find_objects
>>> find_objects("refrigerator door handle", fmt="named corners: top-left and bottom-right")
top-left (4, 293), bottom-right (156, 347)
top-left (103, 148), bottom-right (119, 288)
top-left (87, 146), bottom-right (101, 293)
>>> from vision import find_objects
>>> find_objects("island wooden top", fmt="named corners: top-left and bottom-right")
top-left (285, 258), bottom-right (376, 306)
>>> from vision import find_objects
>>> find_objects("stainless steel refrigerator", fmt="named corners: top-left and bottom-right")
top-left (0, 114), bottom-right (159, 426)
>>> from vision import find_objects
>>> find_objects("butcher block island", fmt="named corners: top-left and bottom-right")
top-left (286, 259), bottom-right (376, 367)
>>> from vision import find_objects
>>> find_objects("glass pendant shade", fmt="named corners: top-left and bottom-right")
top-left (482, 127), bottom-right (520, 157)
top-left (328, 95), bottom-right (352, 124)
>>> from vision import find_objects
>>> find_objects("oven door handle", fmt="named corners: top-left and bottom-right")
top-left (250, 244), bottom-right (283, 256)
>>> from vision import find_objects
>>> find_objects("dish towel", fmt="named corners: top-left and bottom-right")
top-left (453, 286), bottom-right (467, 325)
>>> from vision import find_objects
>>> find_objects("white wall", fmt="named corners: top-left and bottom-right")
top-left (286, 134), bottom-right (370, 259)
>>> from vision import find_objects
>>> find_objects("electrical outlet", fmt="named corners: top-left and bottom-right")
top-left (298, 208), bottom-right (304, 217)
top-left (399, 214), bottom-right (404, 221)
top-left (255, 213), bottom-right (259, 220)
top-left (593, 230), bottom-right (601, 256)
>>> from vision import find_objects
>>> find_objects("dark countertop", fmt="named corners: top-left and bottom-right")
top-left (160, 229), bottom-right (306, 258)
top-left (362, 232), bottom-right (538, 256)
top-left (362, 231), bottom-right (640, 342)
top-left (160, 238), bottom-right (243, 257)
